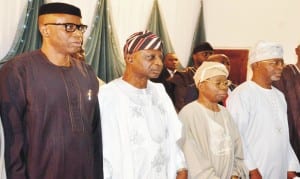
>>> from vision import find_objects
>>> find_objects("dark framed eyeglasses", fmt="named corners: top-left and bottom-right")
top-left (44, 23), bottom-right (88, 33)
top-left (204, 79), bottom-right (232, 89)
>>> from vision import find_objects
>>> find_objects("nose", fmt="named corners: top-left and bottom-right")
top-left (73, 29), bottom-right (84, 37)
top-left (154, 56), bottom-right (163, 66)
top-left (219, 84), bottom-right (229, 90)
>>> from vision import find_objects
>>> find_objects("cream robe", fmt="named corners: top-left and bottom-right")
top-left (179, 101), bottom-right (248, 179)
top-left (227, 81), bottom-right (300, 179)
top-left (99, 78), bottom-right (186, 179)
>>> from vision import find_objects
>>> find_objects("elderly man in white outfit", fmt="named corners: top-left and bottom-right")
top-left (227, 41), bottom-right (300, 179)
top-left (99, 31), bottom-right (187, 179)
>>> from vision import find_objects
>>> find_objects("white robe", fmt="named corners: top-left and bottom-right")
top-left (99, 78), bottom-right (186, 179)
top-left (0, 119), bottom-right (6, 179)
top-left (227, 81), bottom-right (300, 179)
top-left (179, 101), bottom-right (248, 179)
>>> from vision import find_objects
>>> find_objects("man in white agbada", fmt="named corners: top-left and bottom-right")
top-left (98, 31), bottom-right (187, 179)
top-left (179, 61), bottom-right (248, 179)
top-left (227, 41), bottom-right (300, 179)
top-left (0, 118), bottom-right (6, 179)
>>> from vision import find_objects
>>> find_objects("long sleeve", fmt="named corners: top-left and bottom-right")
top-left (231, 120), bottom-right (249, 178)
top-left (226, 92), bottom-right (257, 171)
top-left (0, 63), bottom-right (27, 179)
top-left (287, 142), bottom-right (300, 172)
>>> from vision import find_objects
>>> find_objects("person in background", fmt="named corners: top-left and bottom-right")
top-left (179, 61), bottom-right (248, 179)
top-left (227, 41), bottom-right (300, 179)
top-left (206, 54), bottom-right (237, 106)
top-left (151, 52), bottom-right (180, 102)
top-left (99, 30), bottom-right (187, 179)
top-left (169, 42), bottom-right (213, 112)
top-left (273, 44), bottom-right (300, 168)
top-left (0, 3), bottom-right (103, 179)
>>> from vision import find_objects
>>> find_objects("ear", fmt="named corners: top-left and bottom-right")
top-left (39, 25), bottom-right (49, 37)
top-left (124, 54), bottom-right (133, 63)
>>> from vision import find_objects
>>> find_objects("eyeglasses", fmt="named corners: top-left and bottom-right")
top-left (259, 59), bottom-right (284, 67)
top-left (204, 79), bottom-right (232, 89)
top-left (44, 23), bottom-right (88, 33)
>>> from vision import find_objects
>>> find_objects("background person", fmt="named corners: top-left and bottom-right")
top-left (273, 44), bottom-right (300, 166)
top-left (169, 42), bottom-right (214, 112)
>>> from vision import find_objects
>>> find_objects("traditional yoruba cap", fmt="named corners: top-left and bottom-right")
top-left (193, 42), bottom-right (214, 54)
top-left (123, 30), bottom-right (163, 55)
top-left (38, 2), bottom-right (82, 18)
top-left (249, 41), bottom-right (283, 64)
top-left (193, 61), bottom-right (229, 85)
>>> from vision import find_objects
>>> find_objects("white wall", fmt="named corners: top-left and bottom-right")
top-left (205, 0), bottom-right (300, 64)
top-left (1, 0), bottom-right (299, 66)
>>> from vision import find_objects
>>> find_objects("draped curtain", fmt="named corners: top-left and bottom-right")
top-left (0, 0), bottom-right (43, 66)
top-left (146, 0), bottom-right (174, 56)
top-left (188, 0), bottom-right (206, 66)
top-left (85, 0), bottom-right (125, 82)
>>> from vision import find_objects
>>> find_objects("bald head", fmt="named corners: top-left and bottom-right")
top-left (207, 54), bottom-right (230, 72)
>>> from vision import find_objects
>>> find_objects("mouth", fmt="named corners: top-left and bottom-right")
top-left (72, 41), bottom-right (82, 47)
top-left (216, 93), bottom-right (228, 99)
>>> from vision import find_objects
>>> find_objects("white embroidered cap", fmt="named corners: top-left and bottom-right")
top-left (248, 41), bottom-right (284, 64)
top-left (193, 61), bottom-right (228, 85)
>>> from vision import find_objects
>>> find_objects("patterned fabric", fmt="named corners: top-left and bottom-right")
top-left (123, 31), bottom-right (162, 55)
top-left (249, 41), bottom-right (283, 64)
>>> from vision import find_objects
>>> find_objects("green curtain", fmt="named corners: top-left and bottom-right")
top-left (0, 0), bottom-right (43, 66)
top-left (85, 0), bottom-right (125, 82)
top-left (146, 0), bottom-right (174, 56)
top-left (187, 0), bottom-right (206, 66)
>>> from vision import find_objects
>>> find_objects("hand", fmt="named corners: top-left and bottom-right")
top-left (176, 169), bottom-right (188, 179)
top-left (287, 171), bottom-right (297, 179)
top-left (249, 168), bottom-right (262, 179)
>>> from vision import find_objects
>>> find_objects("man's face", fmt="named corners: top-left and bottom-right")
top-left (198, 75), bottom-right (229, 103)
top-left (39, 14), bottom-right (84, 55)
top-left (193, 50), bottom-right (213, 66)
top-left (129, 49), bottom-right (163, 79)
top-left (164, 53), bottom-right (179, 71)
top-left (255, 58), bottom-right (284, 81)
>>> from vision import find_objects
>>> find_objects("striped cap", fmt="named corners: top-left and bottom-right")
top-left (123, 30), bottom-right (163, 55)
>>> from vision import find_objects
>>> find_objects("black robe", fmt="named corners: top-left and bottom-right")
top-left (0, 50), bottom-right (103, 179)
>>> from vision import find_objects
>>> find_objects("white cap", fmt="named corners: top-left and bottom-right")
top-left (193, 61), bottom-right (229, 85)
top-left (249, 41), bottom-right (283, 64)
